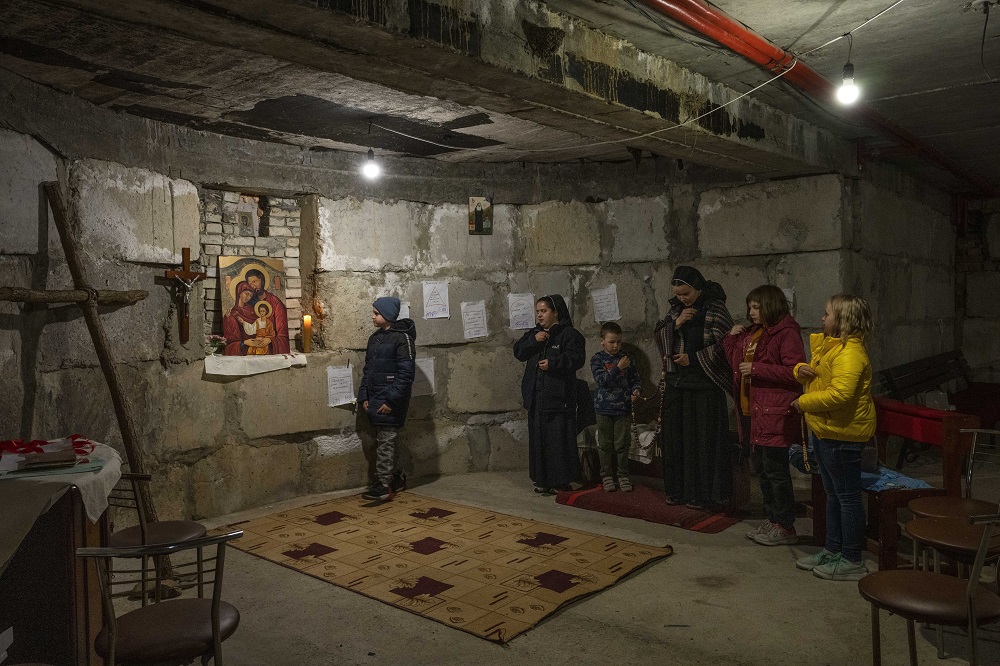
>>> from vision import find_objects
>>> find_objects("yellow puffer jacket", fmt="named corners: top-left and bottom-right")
top-left (794, 333), bottom-right (876, 442)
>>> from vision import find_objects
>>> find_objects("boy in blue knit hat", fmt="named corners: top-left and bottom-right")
top-left (359, 296), bottom-right (416, 501)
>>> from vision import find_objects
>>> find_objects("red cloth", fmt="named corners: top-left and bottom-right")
top-left (722, 314), bottom-right (806, 447)
top-left (555, 484), bottom-right (738, 534)
top-left (873, 397), bottom-right (944, 444)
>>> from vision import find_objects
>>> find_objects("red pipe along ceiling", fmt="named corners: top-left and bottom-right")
top-left (636, 0), bottom-right (1000, 197)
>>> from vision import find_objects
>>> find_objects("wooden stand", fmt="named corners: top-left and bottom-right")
top-left (0, 489), bottom-right (106, 665)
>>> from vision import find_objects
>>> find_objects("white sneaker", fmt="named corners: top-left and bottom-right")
top-left (746, 519), bottom-right (773, 540)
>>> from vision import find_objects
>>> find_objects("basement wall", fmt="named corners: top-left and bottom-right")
top-left (0, 90), bottom-right (955, 521)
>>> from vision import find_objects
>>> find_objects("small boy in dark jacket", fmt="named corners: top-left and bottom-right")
top-left (359, 297), bottom-right (416, 501)
top-left (590, 322), bottom-right (641, 492)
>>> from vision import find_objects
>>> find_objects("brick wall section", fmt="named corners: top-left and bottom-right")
top-left (199, 189), bottom-right (303, 348)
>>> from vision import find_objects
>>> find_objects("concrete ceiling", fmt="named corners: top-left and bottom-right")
top-left (1, 0), bottom-right (997, 193)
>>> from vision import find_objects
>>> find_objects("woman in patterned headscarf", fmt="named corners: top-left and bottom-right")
top-left (654, 266), bottom-right (735, 510)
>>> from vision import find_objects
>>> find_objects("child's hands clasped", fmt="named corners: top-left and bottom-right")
top-left (617, 356), bottom-right (631, 370)
top-left (797, 366), bottom-right (818, 380)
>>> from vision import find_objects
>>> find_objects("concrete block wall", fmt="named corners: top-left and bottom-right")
top-left (956, 199), bottom-right (1000, 380)
top-left (199, 189), bottom-right (303, 346)
top-left (843, 171), bottom-right (955, 371)
top-left (0, 114), bottom-right (959, 521)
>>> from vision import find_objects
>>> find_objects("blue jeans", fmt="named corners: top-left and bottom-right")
top-left (812, 434), bottom-right (865, 563)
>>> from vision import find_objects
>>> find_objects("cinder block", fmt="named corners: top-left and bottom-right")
top-left (698, 175), bottom-right (843, 257)
top-left (318, 197), bottom-right (419, 272)
top-left (426, 203), bottom-right (516, 271)
top-left (574, 265), bottom-right (648, 336)
top-left (71, 159), bottom-right (199, 264)
top-left (237, 351), bottom-right (363, 438)
top-left (447, 347), bottom-right (524, 413)
top-left (607, 195), bottom-right (672, 263)
top-left (0, 130), bottom-right (59, 255)
top-left (523, 200), bottom-right (601, 266)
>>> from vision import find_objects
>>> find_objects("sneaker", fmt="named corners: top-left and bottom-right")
top-left (361, 480), bottom-right (393, 501)
top-left (602, 476), bottom-right (617, 492)
top-left (618, 476), bottom-right (633, 492)
top-left (752, 523), bottom-right (798, 546)
top-left (533, 485), bottom-right (554, 495)
top-left (813, 556), bottom-right (868, 581)
top-left (665, 495), bottom-right (687, 506)
top-left (390, 473), bottom-right (407, 493)
top-left (795, 549), bottom-right (839, 571)
top-left (746, 519), bottom-right (774, 540)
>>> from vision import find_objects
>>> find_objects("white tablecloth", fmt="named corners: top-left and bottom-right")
top-left (0, 443), bottom-right (122, 572)
top-left (204, 352), bottom-right (307, 376)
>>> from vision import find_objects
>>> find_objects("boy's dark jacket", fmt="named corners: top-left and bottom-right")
top-left (513, 295), bottom-right (586, 412)
top-left (358, 318), bottom-right (416, 427)
top-left (590, 350), bottom-right (642, 416)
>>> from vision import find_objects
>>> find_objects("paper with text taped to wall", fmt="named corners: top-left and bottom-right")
top-left (591, 284), bottom-right (621, 322)
top-left (413, 357), bottom-right (435, 396)
top-left (398, 301), bottom-right (410, 320)
top-left (327, 364), bottom-right (355, 408)
top-left (461, 300), bottom-right (489, 339)
top-left (422, 280), bottom-right (450, 319)
top-left (507, 292), bottom-right (535, 330)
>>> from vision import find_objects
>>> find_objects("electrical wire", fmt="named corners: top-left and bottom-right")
top-left (981, 2), bottom-right (995, 81)
top-left (371, 0), bottom-right (909, 158)
top-left (796, 0), bottom-right (909, 58)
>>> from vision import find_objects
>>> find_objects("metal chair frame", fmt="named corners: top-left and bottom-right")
top-left (77, 530), bottom-right (243, 666)
top-left (864, 514), bottom-right (1000, 666)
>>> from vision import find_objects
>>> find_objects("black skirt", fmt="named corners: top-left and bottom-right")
top-left (660, 371), bottom-right (733, 504)
top-left (528, 406), bottom-right (581, 488)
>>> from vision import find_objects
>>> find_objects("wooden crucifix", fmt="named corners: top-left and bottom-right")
top-left (164, 247), bottom-right (205, 344)
top-left (0, 182), bottom-right (161, 527)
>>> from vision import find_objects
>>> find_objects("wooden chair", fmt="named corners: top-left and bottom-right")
top-left (76, 530), bottom-right (243, 666)
top-left (108, 473), bottom-right (207, 548)
top-left (858, 514), bottom-right (1000, 665)
top-left (909, 428), bottom-right (1000, 521)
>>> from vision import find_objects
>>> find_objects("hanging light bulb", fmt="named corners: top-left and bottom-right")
top-left (362, 147), bottom-right (381, 180)
top-left (837, 63), bottom-right (860, 104)
top-left (836, 34), bottom-right (860, 105)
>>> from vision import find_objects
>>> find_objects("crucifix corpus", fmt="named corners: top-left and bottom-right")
top-left (164, 247), bottom-right (205, 344)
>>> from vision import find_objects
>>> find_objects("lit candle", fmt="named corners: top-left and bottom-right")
top-left (302, 314), bottom-right (312, 353)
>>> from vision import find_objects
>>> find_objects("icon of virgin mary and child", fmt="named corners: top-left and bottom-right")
top-left (222, 269), bottom-right (290, 355)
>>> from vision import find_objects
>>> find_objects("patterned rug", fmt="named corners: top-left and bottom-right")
top-left (214, 491), bottom-right (672, 643)
top-left (555, 485), bottom-right (740, 534)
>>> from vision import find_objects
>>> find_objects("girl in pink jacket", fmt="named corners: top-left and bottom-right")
top-left (723, 285), bottom-right (805, 546)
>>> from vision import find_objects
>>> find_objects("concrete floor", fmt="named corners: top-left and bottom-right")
top-left (202, 470), bottom-right (1000, 666)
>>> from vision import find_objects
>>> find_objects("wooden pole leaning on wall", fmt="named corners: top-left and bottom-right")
top-left (41, 182), bottom-right (161, 528)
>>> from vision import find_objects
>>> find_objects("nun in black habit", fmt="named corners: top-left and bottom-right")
top-left (513, 294), bottom-right (586, 494)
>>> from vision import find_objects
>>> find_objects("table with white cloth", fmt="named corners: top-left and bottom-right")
top-left (0, 442), bottom-right (122, 665)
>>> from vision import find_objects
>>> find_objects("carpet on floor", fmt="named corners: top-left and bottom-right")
top-left (213, 491), bottom-right (672, 643)
top-left (555, 484), bottom-right (739, 534)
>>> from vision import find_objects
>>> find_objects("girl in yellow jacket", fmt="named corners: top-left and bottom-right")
top-left (791, 294), bottom-right (875, 582)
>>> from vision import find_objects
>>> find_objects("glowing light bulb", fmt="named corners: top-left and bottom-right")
top-left (837, 63), bottom-right (860, 105)
top-left (362, 148), bottom-right (381, 179)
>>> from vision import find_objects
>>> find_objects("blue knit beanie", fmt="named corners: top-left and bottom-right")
top-left (373, 296), bottom-right (401, 322)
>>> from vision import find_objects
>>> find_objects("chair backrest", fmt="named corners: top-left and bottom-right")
top-left (106, 472), bottom-right (152, 538)
top-left (967, 514), bottom-right (1000, 606)
top-left (961, 429), bottom-right (1000, 500)
top-left (77, 530), bottom-right (243, 665)
top-left (876, 350), bottom-right (971, 399)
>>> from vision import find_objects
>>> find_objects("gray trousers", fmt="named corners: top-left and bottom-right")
top-left (375, 427), bottom-right (401, 483)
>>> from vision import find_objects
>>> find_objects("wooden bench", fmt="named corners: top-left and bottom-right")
top-left (876, 350), bottom-right (1000, 467)
top-left (810, 396), bottom-right (978, 571)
